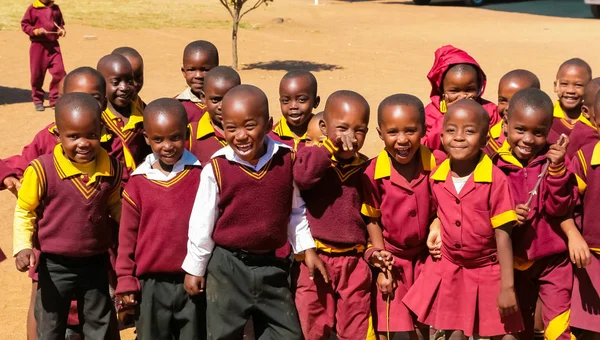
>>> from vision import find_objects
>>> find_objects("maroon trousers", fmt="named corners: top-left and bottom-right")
top-left (29, 41), bottom-right (65, 106)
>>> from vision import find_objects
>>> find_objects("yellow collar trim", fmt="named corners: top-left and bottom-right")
top-left (331, 153), bottom-right (367, 167)
top-left (430, 153), bottom-right (492, 183)
top-left (553, 101), bottom-right (591, 127)
top-left (273, 117), bottom-right (309, 140)
top-left (496, 140), bottom-right (524, 168)
top-left (104, 100), bottom-right (144, 132)
top-left (196, 113), bottom-right (216, 139)
top-left (374, 146), bottom-right (436, 180)
top-left (591, 141), bottom-right (600, 166)
top-left (489, 121), bottom-right (503, 139)
top-left (53, 144), bottom-right (113, 182)
top-left (33, 0), bottom-right (49, 8)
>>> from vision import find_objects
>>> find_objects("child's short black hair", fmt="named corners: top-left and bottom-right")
top-left (223, 85), bottom-right (269, 121)
top-left (442, 63), bottom-right (481, 91)
top-left (377, 94), bottom-right (425, 126)
top-left (324, 90), bottom-right (369, 121)
top-left (443, 99), bottom-right (490, 134)
top-left (63, 67), bottom-right (106, 93)
top-left (143, 98), bottom-right (189, 130)
top-left (281, 70), bottom-right (318, 97)
top-left (205, 66), bottom-right (241, 86)
top-left (507, 88), bottom-right (554, 124)
top-left (594, 90), bottom-right (600, 118)
top-left (112, 46), bottom-right (143, 62)
top-left (55, 93), bottom-right (102, 128)
top-left (183, 40), bottom-right (219, 63)
top-left (584, 78), bottom-right (600, 106)
top-left (97, 54), bottom-right (131, 73)
top-left (557, 58), bottom-right (592, 78)
top-left (500, 69), bottom-right (540, 89)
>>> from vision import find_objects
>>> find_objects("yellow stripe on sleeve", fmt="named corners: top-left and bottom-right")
top-left (490, 210), bottom-right (517, 228)
top-left (545, 309), bottom-right (571, 340)
top-left (577, 150), bottom-right (588, 178)
top-left (575, 174), bottom-right (587, 195)
top-left (361, 204), bottom-right (381, 218)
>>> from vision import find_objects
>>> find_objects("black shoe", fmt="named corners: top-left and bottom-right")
top-left (34, 103), bottom-right (45, 111)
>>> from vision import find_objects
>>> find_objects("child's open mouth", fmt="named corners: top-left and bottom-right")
top-left (235, 143), bottom-right (253, 155)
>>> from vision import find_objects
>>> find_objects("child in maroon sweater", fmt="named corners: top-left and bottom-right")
top-left (116, 99), bottom-right (203, 339)
top-left (569, 78), bottom-right (600, 155)
top-left (13, 93), bottom-right (121, 339)
top-left (182, 85), bottom-right (326, 339)
top-left (493, 89), bottom-right (579, 340)
top-left (293, 90), bottom-right (373, 340)
top-left (112, 46), bottom-right (146, 109)
top-left (271, 70), bottom-right (321, 150)
top-left (176, 40), bottom-right (219, 123)
top-left (187, 66), bottom-right (240, 166)
top-left (21, 0), bottom-right (66, 111)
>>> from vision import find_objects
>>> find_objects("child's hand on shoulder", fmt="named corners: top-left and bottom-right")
top-left (3, 176), bottom-right (21, 197)
top-left (303, 248), bottom-right (329, 283)
top-left (497, 286), bottom-right (519, 318)
top-left (547, 134), bottom-right (569, 166)
top-left (183, 273), bottom-right (205, 296)
top-left (369, 250), bottom-right (394, 272)
top-left (515, 204), bottom-right (531, 226)
top-left (14, 249), bottom-right (35, 272)
top-left (376, 271), bottom-right (396, 298)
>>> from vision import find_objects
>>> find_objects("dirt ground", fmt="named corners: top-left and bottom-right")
top-left (1, 0), bottom-right (599, 338)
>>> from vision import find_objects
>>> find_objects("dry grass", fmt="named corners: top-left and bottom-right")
top-left (0, 0), bottom-right (259, 31)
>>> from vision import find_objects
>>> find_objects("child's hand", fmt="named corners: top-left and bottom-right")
top-left (304, 248), bottom-right (329, 283)
top-left (57, 28), bottom-right (66, 37)
top-left (376, 271), bottom-right (397, 298)
top-left (3, 176), bottom-right (21, 197)
top-left (515, 204), bottom-right (531, 226)
top-left (117, 292), bottom-right (138, 306)
top-left (497, 286), bottom-right (519, 318)
top-left (183, 273), bottom-right (205, 296)
top-left (14, 249), bottom-right (35, 272)
top-left (568, 230), bottom-right (592, 269)
top-left (334, 131), bottom-right (357, 153)
top-left (369, 250), bottom-right (394, 271)
top-left (547, 134), bottom-right (568, 166)
top-left (426, 222), bottom-right (442, 260)
top-left (35, 28), bottom-right (47, 35)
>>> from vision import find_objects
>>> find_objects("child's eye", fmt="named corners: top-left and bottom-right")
top-left (171, 136), bottom-right (181, 141)
top-left (280, 98), bottom-right (289, 104)
top-left (88, 134), bottom-right (98, 139)
top-left (246, 124), bottom-right (256, 130)
top-left (298, 97), bottom-right (308, 103)
top-left (111, 81), bottom-right (119, 86)
top-left (336, 126), bottom-right (347, 131)
top-left (153, 138), bottom-right (162, 143)
top-left (68, 135), bottom-right (78, 140)
top-left (515, 127), bottom-right (524, 132)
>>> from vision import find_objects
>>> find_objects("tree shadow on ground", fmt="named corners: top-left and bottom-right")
top-left (0, 86), bottom-right (31, 105)
top-left (242, 60), bottom-right (343, 72)
top-left (379, 0), bottom-right (594, 19)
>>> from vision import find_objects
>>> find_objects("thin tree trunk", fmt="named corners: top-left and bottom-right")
top-left (232, 17), bottom-right (239, 70)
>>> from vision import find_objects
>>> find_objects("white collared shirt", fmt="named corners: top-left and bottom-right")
top-left (131, 150), bottom-right (201, 181)
top-left (175, 87), bottom-right (202, 103)
top-left (181, 137), bottom-right (316, 276)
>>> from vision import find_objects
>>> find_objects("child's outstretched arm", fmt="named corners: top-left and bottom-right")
top-left (495, 224), bottom-right (519, 318)
top-left (560, 217), bottom-right (591, 268)
top-left (13, 164), bottom-right (44, 272)
top-left (293, 138), bottom-right (339, 190)
top-left (182, 164), bottom-right (219, 296)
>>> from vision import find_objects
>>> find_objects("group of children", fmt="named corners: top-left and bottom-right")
top-left (6, 4), bottom-right (600, 339)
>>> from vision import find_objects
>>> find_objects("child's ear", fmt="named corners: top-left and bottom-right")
top-left (266, 117), bottom-right (274, 132)
top-left (582, 105), bottom-right (591, 120)
top-left (482, 131), bottom-right (490, 148)
top-left (143, 130), bottom-right (150, 146)
top-left (554, 80), bottom-right (559, 95)
top-left (376, 127), bottom-right (383, 140)
top-left (319, 119), bottom-right (327, 137)
top-left (314, 96), bottom-right (321, 109)
top-left (185, 124), bottom-right (191, 141)
top-left (502, 116), bottom-right (508, 137)
top-left (181, 66), bottom-right (185, 77)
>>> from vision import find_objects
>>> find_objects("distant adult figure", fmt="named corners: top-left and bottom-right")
top-left (21, 0), bottom-right (67, 111)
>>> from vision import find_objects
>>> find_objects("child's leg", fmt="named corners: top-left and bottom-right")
top-left (534, 298), bottom-right (544, 338)
top-left (444, 330), bottom-right (467, 340)
top-left (27, 280), bottom-right (37, 340)
top-left (293, 255), bottom-right (336, 340)
top-left (135, 276), bottom-right (176, 339)
top-left (36, 254), bottom-right (77, 339)
top-left (205, 247), bottom-right (259, 339)
top-left (77, 255), bottom-right (119, 340)
top-left (46, 48), bottom-right (66, 106)
top-left (171, 275), bottom-right (204, 340)
top-left (335, 256), bottom-right (373, 340)
top-left (537, 254), bottom-right (573, 340)
top-left (514, 265), bottom-right (541, 339)
top-left (250, 261), bottom-right (302, 339)
top-left (29, 42), bottom-right (47, 106)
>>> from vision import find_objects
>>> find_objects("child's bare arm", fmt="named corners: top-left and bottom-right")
top-left (426, 218), bottom-right (442, 259)
top-left (495, 225), bottom-right (519, 318)
top-left (560, 217), bottom-right (591, 268)
top-left (365, 220), bottom-right (393, 270)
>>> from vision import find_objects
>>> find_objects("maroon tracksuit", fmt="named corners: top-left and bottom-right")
top-left (21, 2), bottom-right (66, 106)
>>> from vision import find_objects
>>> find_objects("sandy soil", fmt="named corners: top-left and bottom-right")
top-left (1, 0), bottom-right (599, 338)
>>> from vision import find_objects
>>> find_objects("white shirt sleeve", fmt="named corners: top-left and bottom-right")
top-left (181, 163), bottom-right (219, 277)
top-left (287, 182), bottom-right (316, 254)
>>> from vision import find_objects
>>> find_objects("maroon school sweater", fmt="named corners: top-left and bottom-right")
top-left (568, 121), bottom-right (598, 156)
top-left (0, 158), bottom-right (16, 190)
top-left (32, 153), bottom-right (122, 257)
top-left (21, 3), bottom-right (64, 43)
top-left (187, 115), bottom-right (227, 166)
top-left (493, 146), bottom-right (577, 260)
top-left (179, 100), bottom-right (206, 124)
top-left (115, 165), bottom-right (201, 294)
top-left (211, 147), bottom-right (294, 251)
top-left (571, 142), bottom-right (600, 249)
top-left (294, 139), bottom-right (369, 247)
